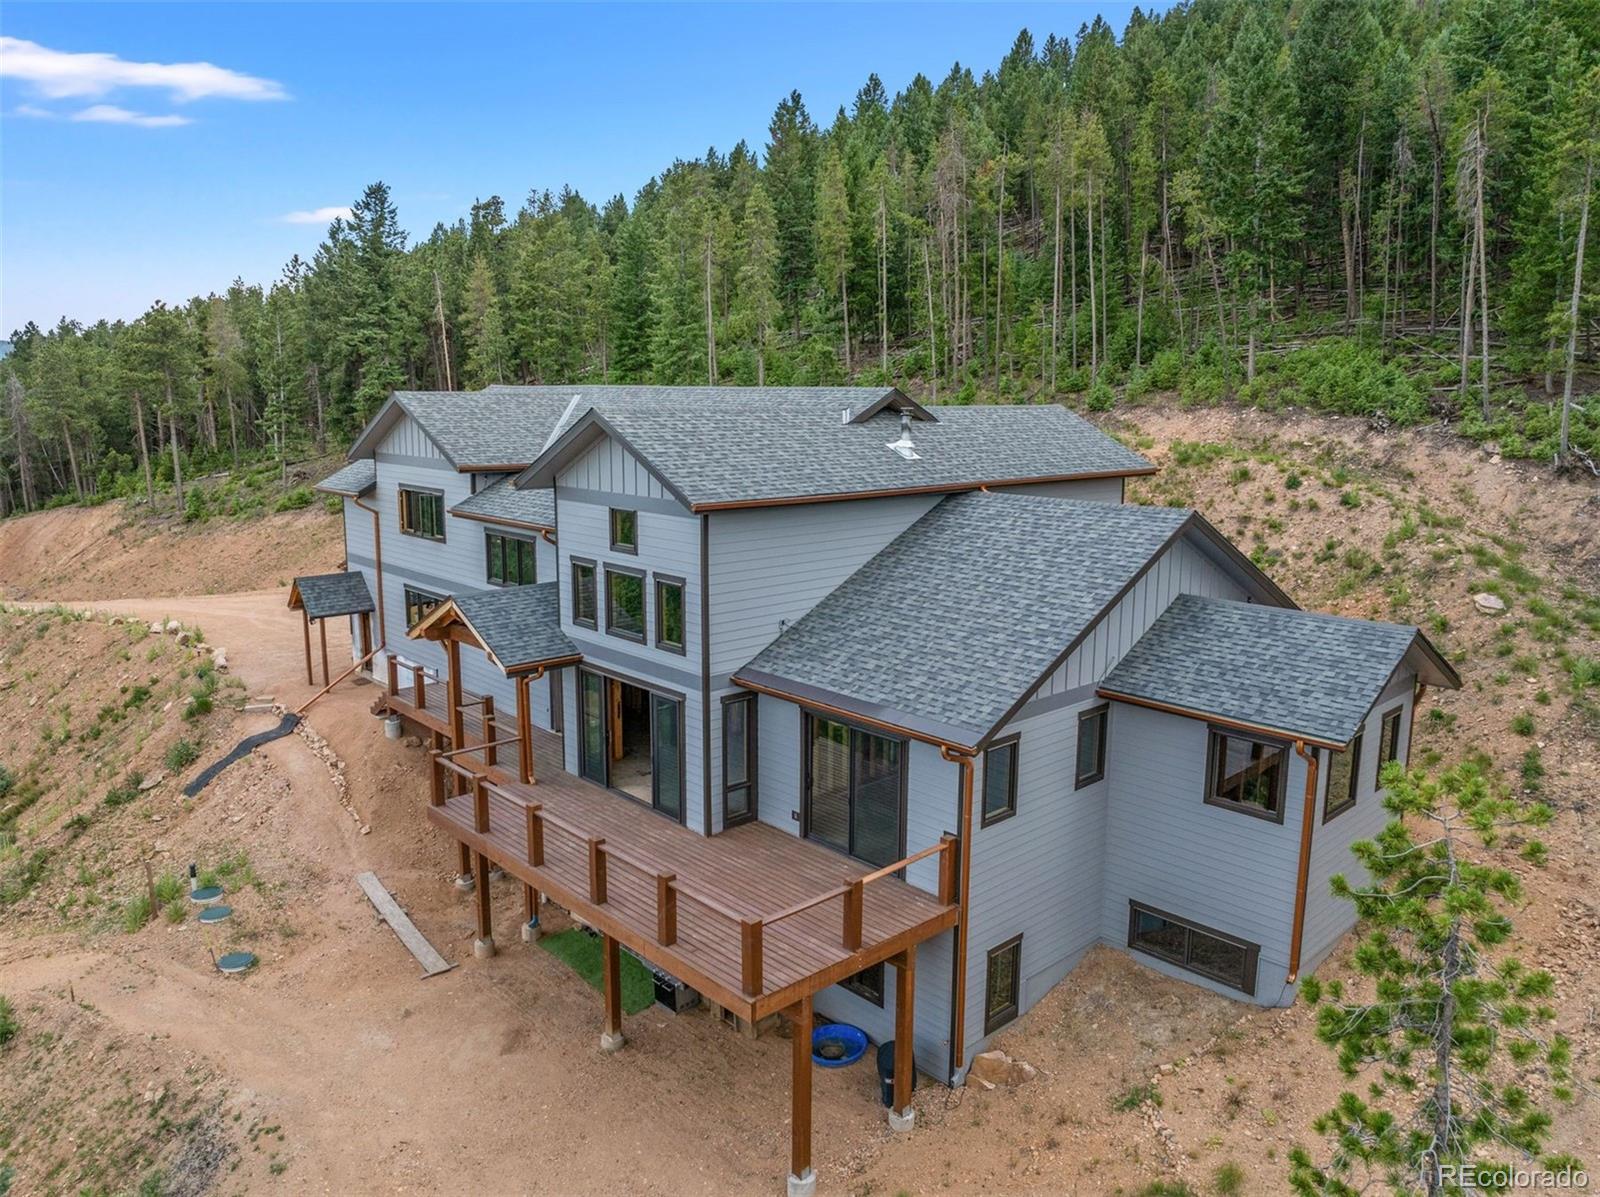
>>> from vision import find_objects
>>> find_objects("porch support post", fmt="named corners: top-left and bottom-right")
top-left (318, 617), bottom-right (330, 687)
top-left (455, 841), bottom-right (473, 888)
top-left (446, 637), bottom-right (465, 753)
top-left (472, 850), bottom-right (495, 958)
top-left (786, 995), bottom-right (815, 1197)
top-left (301, 609), bottom-right (314, 685)
top-left (889, 946), bottom-right (917, 1131)
top-left (599, 932), bottom-right (625, 1052)
top-left (520, 881), bottom-right (541, 943)
top-left (516, 673), bottom-right (534, 785)
top-left (359, 612), bottom-right (373, 664)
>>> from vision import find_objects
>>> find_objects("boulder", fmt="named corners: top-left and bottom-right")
top-left (1473, 592), bottom-right (1507, 615)
top-left (967, 1049), bottom-right (1037, 1087)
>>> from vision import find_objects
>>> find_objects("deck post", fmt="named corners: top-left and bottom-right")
top-left (386, 655), bottom-right (399, 697)
top-left (516, 674), bottom-right (534, 784)
top-left (740, 919), bottom-right (764, 997)
top-left (588, 838), bottom-right (607, 904)
top-left (472, 849), bottom-right (495, 958)
top-left (656, 873), bottom-right (677, 946)
top-left (472, 776), bottom-right (489, 834)
top-left (520, 881), bottom-right (541, 943)
top-left (482, 696), bottom-right (497, 768)
top-left (301, 610), bottom-right (314, 685)
top-left (358, 612), bottom-right (373, 664)
top-left (318, 617), bottom-right (330, 686)
top-left (599, 932), bottom-right (625, 1052)
top-left (843, 879), bottom-right (864, 951)
top-left (445, 640), bottom-right (465, 794)
top-left (428, 751), bottom-right (445, 807)
top-left (937, 834), bottom-right (958, 905)
top-left (787, 996), bottom-right (815, 1197)
top-left (525, 803), bottom-right (544, 866)
top-left (413, 664), bottom-right (425, 711)
top-left (890, 946), bottom-right (917, 1131)
top-left (456, 841), bottom-right (473, 889)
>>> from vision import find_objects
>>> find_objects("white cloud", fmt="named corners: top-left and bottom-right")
top-left (0, 36), bottom-right (286, 102)
top-left (70, 104), bottom-right (192, 128)
top-left (13, 102), bottom-right (55, 118)
top-left (278, 206), bottom-right (353, 225)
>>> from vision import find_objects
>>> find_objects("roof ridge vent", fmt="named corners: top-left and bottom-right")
top-left (886, 410), bottom-right (921, 461)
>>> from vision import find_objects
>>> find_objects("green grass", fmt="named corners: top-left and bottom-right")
top-left (537, 929), bottom-right (656, 1014)
top-left (0, 994), bottom-right (17, 1047)
top-left (1112, 1082), bottom-right (1162, 1111)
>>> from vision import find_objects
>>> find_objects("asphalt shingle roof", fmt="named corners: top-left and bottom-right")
top-left (313, 458), bottom-right (376, 496)
top-left (1099, 594), bottom-right (1451, 746)
top-left (448, 582), bottom-right (577, 673)
top-left (385, 390), bottom-right (582, 467)
top-left (291, 572), bottom-right (375, 620)
top-left (450, 476), bottom-right (556, 529)
top-left (736, 491), bottom-right (1195, 748)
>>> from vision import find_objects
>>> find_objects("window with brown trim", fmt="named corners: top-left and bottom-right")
top-left (398, 487), bottom-right (445, 540)
top-left (1128, 901), bottom-right (1259, 995)
top-left (609, 508), bottom-right (638, 553)
top-left (1378, 706), bottom-right (1404, 771)
top-left (654, 576), bottom-right (685, 654)
top-left (1075, 704), bottom-right (1109, 788)
top-left (981, 736), bottom-right (1018, 826)
top-left (571, 559), bottom-right (597, 628)
top-left (605, 567), bottom-right (645, 641)
top-left (403, 585), bottom-right (443, 629)
top-left (1323, 729), bottom-right (1362, 822)
top-left (984, 935), bottom-right (1022, 1034)
top-left (840, 962), bottom-right (884, 1007)
top-left (1204, 729), bottom-right (1287, 822)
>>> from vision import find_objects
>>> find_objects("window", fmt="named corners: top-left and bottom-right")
top-left (1076, 704), bottom-right (1109, 788)
top-left (486, 531), bottom-right (537, 586)
top-left (605, 567), bottom-right (645, 641)
top-left (651, 693), bottom-right (684, 819)
top-left (805, 715), bottom-right (904, 869)
top-left (403, 585), bottom-right (443, 629)
top-left (841, 962), bottom-right (884, 1007)
top-left (1378, 706), bottom-right (1404, 772)
top-left (571, 559), bottom-right (597, 628)
top-left (1204, 729), bottom-right (1287, 821)
top-left (981, 736), bottom-right (1018, 826)
top-left (609, 508), bottom-right (638, 553)
top-left (655, 576), bottom-right (685, 654)
top-left (722, 693), bottom-right (757, 826)
top-left (1128, 902), bottom-right (1259, 996)
top-left (398, 487), bottom-right (445, 540)
top-left (1323, 729), bottom-right (1362, 822)
top-left (984, 935), bottom-right (1022, 1034)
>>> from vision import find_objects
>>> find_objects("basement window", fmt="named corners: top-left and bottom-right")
top-left (840, 962), bottom-right (884, 1007)
top-left (1128, 902), bottom-right (1258, 996)
top-left (984, 935), bottom-right (1022, 1035)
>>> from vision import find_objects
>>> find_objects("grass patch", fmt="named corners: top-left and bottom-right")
top-left (1113, 1082), bottom-right (1162, 1111)
top-left (0, 994), bottom-right (17, 1047)
top-left (163, 740), bottom-right (199, 772)
top-left (537, 929), bottom-right (655, 1014)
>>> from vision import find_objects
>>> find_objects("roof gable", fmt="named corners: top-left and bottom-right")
top-left (288, 572), bottom-right (375, 620)
top-left (408, 582), bottom-right (578, 674)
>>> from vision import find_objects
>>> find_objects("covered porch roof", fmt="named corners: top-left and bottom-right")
top-left (287, 571), bottom-right (375, 621)
top-left (407, 582), bottom-right (580, 675)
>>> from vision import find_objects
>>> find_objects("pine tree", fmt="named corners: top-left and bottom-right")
top-left (815, 144), bottom-right (853, 372)
top-left (734, 181), bottom-right (782, 385)
top-left (462, 254), bottom-right (511, 388)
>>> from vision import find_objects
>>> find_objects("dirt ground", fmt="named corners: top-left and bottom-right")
top-left (0, 406), bottom-right (1596, 1197)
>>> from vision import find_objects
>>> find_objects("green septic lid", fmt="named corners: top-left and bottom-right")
top-left (197, 905), bottom-right (233, 925)
top-left (189, 885), bottom-right (225, 905)
top-left (217, 951), bottom-right (257, 974)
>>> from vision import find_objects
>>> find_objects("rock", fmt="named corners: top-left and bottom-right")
top-left (403, 735), bottom-right (423, 748)
top-left (138, 771), bottom-right (166, 791)
top-left (164, 620), bottom-right (182, 634)
top-left (1473, 592), bottom-right (1507, 615)
top-left (968, 1049), bottom-right (1037, 1087)
top-left (213, 652), bottom-right (228, 672)
top-left (149, 622), bottom-right (164, 635)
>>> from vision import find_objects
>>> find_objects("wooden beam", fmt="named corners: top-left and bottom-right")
top-left (446, 639), bottom-right (465, 793)
top-left (483, 695), bottom-right (498, 768)
top-left (525, 802), bottom-right (544, 866)
top-left (319, 617), bottom-right (331, 687)
top-left (893, 946), bottom-right (916, 1116)
top-left (359, 611), bottom-right (373, 662)
top-left (301, 610), bottom-right (313, 685)
top-left (741, 919), bottom-right (764, 997)
top-left (473, 850), bottom-right (492, 941)
top-left (788, 995), bottom-right (814, 1185)
top-left (517, 673), bottom-right (534, 784)
top-left (588, 837), bottom-right (607, 904)
top-left (656, 873), bottom-right (677, 946)
top-left (458, 841), bottom-right (472, 880)
top-left (843, 879), bottom-right (864, 951)
top-left (386, 654), bottom-right (399, 696)
top-left (601, 932), bottom-right (622, 1039)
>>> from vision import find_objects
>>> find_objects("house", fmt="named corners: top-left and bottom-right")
top-left (307, 385), bottom-right (1458, 1196)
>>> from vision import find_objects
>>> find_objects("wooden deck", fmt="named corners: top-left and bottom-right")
top-left (380, 657), bottom-right (958, 1023)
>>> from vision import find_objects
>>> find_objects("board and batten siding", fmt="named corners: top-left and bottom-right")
top-left (755, 693), bottom-right (960, 1078)
top-left (1298, 666), bottom-right (1415, 975)
top-left (555, 435), bottom-right (708, 831)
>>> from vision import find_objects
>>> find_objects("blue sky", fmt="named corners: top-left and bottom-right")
top-left (1, 2), bottom-right (1136, 334)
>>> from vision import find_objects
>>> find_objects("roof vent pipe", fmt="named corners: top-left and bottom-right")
top-left (887, 410), bottom-right (921, 461)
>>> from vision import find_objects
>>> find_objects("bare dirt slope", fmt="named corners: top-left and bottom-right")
top-left (1, 407), bottom-right (1596, 1197)
top-left (0, 499), bottom-right (342, 602)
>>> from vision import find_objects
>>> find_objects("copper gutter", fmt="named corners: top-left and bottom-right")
top-left (352, 494), bottom-right (387, 649)
top-left (732, 677), bottom-right (974, 754)
top-left (449, 508), bottom-right (555, 535)
top-left (687, 468), bottom-right (1158, 513)
top-left (1286, 740), bottom-right (1320, 984)
top-left (941, 744), bottom-right (977, 1082)
top-left (1097, 690), bottom-right (1342, 752)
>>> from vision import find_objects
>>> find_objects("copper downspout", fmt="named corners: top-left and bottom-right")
top-left (352, 494), bottom-right (387, 650)
top-left (940, 744), bottom-right (977, 1081)
top-left (1286, 740), bottom-right (1320, 984)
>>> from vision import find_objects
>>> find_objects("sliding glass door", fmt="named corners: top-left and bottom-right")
top-left (804, 715), bottom-right (904, 868)
top-left (577, 668), bottom-right (685, 822)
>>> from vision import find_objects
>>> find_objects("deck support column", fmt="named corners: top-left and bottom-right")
top-left (599, 932), bottom-right (625, 1052)
top-left (318, 617), bottom-right (331, 687)
top-left (472, 850), bottom-right (495, 958)
top-left (301, 610), bottom-right (314, 685)
top-left (516, 673), bottom-right (534, 785)
top-left (889, 946), bottom-right (917, 1132)
top-left (786, 995), bottom-right (815, 1197)
top-left (520, 881), bottom-right (541, 942)
top-left (445, 639), bottom-right (466, 794)
top-left (454, 840), bottom-right (474, 890)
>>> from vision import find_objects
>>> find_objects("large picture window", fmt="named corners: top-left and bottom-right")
top-left (605, 567), bottom-right (645, 641)
top-left (1128, 902), bottom-right (1259, 995)
top-left (804, 714), bottom-right (904, 869)
top-left (571, 559), bottom-right (597, 628)
top-left (398, 487), bottom-right (445, 540)
top-left (984, 935), bottom-right (1022, 1034)
top-left (1323, 729), bottom-right (1362, 822)
top-left (981, 736), bottom-right (1018, 826)
top-left (722, 693), bottom-right (757, 826)
top-left (1204, 729), bottom-right (1287, 821)
top-left (403, 585), bottom-right (443, 629)
top-left (486, 531), bottom-right (537, 586)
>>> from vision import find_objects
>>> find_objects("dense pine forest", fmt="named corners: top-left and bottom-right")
top-left (4, 0), bottom-right (1599, 516)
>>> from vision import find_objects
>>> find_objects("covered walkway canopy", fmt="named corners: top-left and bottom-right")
top-left (288, 571), bottom-right (377, 686)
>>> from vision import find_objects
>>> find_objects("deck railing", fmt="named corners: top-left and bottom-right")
top-left (445, 768), bottom-right (958, 999)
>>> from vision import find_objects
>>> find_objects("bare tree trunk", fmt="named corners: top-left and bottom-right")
top-left (1135, 234), bottom-right (1148, 368)
top-left (131, 390), bottom-right (153, 506)
top-left (7, 374), bottom-right (36, 512)
top-left (877, 189), bottom-right (889, 376)
top-left (1561, 155), bottom-right (1593, 463)
top-left (994, 153), bottom-right (1006, 390)
top-left (1474, 116), bottom-right (1491, 417)
top-left (433, 271), bottom-right (454, 391)
top-left (840, 270), bottom-right (851, 375)
top-left (167, 405), bottom-right (185, 512)
top-left (1051, 178), bottom-right (1063, 390)
top-left (1069, 202), bottom-right (1079, 371)
top-left (64, 432), bottom-right (82, 499)
top-left (1099, 192), bottom-right (1110, 370)
top-left (1459, 226), bottom-right (1477, 402)
top-left (1086, 175), bottom-right (1098, 380)
top-left (923, 236), bottom-right (938, 403)
top-left (704, 232), bottom-right (718, 384)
